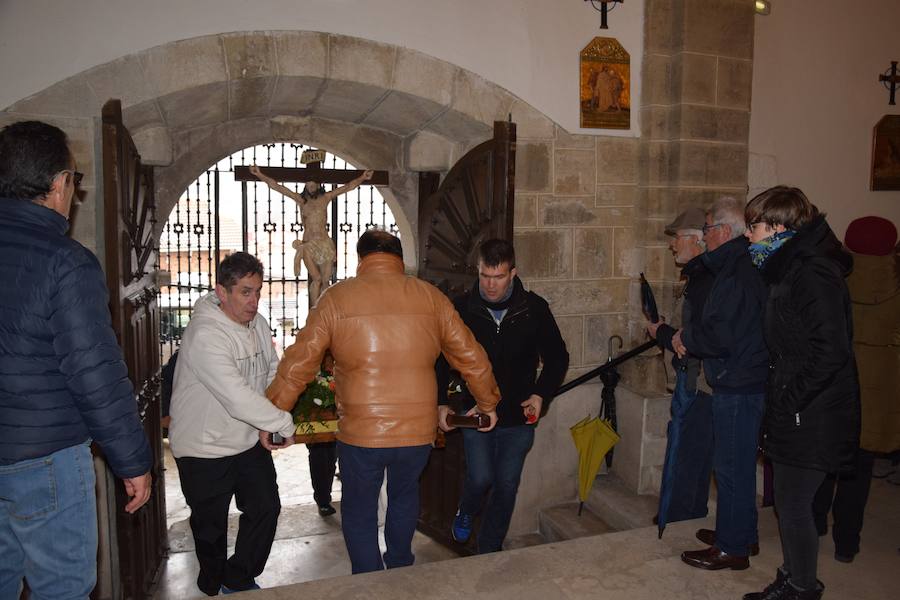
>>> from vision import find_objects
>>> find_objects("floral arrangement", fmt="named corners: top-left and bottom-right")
top-left (292, 371), bottom-right (337, 435)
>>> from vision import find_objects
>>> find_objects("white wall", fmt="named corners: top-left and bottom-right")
top-left (0, 0), bottom-right (643, 137)
top-left (749, 0), bottom-right (900, 238)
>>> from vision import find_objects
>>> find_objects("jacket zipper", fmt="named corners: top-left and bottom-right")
top-left (795, 412), bottom-right (800, 426)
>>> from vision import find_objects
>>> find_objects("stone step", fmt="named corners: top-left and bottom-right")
top-left (585, 472), bottom-right (660, 532)
top-left (539, 502), bottom-right (615, 543)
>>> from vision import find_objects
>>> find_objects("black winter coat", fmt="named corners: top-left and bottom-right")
top-left (656, 254), bottom-right (715, 390)
top-left (439, 277), bottom-right (569, 427)
top-left (681, 236), bottom-right (769, 393)
top-left (760, 215), bottom-right (860, 473)
top-left (0, 200), bottom-right (151, 478)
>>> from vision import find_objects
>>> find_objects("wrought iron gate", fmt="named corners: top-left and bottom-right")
top-left (158, 144), bottom-right (397, 362)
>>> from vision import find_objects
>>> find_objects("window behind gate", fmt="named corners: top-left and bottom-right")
top-left (158, 144), bottom-right (398, 364)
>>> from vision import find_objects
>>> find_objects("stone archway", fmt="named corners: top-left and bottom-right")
top-left (2, 30), bottom-right (558, 264)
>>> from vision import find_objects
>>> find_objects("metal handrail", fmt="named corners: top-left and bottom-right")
top-left (555, 339), bottom-right (657, 396)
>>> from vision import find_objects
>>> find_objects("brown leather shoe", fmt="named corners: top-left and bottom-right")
top-left (695, 528), bottom-right (759, 556)
top-left (681, 545), bottom-right (750, 570)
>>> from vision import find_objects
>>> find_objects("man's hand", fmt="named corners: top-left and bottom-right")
top-left (672, 329), bottom-right (688, 358)
top-left (646, 316), bottom-right (665, 339)
top-left (249, 164), bottom-right (262, 178)
top-left (473, 408), bottom-right (498, 432)
top-left (521, 395), bottom-right (543, 424)
top-left (259, 430), bottom-right (295, 451)
top-left (438, 405), bottom-right (455, 432)
top-left (123, 472), bottom-right (152, 514)
top-left (361, 169), bottom-right (374, 182)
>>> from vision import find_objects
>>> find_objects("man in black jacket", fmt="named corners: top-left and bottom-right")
top-left (673, 197), bottom-right (769, 571)
top-left (0, 121), bottom-right (152, 599)
top-left (438, 239), bottom-right (569, 553)
top-left (647, 207), bottom-right (716, 527)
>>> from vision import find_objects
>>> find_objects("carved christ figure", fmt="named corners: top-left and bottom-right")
top-left (249, 165), bottom-right (374, 307)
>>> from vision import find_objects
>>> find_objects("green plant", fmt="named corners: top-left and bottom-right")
top-left (292, 371), bottom-right (336, 434)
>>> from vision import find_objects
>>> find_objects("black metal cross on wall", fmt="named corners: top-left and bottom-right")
top-left (880, 61), bottom-right (900, 106)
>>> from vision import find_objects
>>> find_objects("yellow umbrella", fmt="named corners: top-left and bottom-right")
top-left (570, 415), bottom-right (620, 514)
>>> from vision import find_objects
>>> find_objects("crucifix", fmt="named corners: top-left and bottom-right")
top-left (879, 61), bottom-right (900, 106)
top-left (235, 155), bottom-right (389, 307)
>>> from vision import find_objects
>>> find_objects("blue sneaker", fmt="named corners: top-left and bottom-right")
top-left (451, 509), bottom-right (473, 543)
top-left (221, 581), bottom-right (261, 594)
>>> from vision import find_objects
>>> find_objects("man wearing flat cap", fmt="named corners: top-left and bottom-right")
top-left (647, 207), bottom-right (715, 528)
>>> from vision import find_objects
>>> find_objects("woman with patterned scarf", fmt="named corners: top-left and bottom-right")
top-left (741, 186), bottom-right (860, 600)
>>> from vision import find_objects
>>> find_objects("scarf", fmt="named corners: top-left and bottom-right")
top-left (749, 229), bottom-right (796, 268)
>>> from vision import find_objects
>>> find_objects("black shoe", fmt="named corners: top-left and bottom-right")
top-left (743, 568), bottom-right (790, 600)
top-left (681, 546), bottom-right (749, 570)
top-left (834, 551), bottom-right (854, 563)
top-left (695, 528), bottom-right (759, 556)
top-left (784, 581), bottom-right (824, 600)
top-left (318, 504), bottom-right (336, 517)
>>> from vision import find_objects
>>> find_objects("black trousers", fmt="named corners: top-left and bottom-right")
top-left (812, 448), bottom-right (874, 557)
top-left (773, 462), bottom-right (826, 591)
top-left (175, 443), bottom-right (280, 596)
top-left (308, 441), bottom-right (337, 507)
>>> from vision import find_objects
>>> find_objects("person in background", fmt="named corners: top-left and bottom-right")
top-left (742, 186), bottom-right (859, 600)
top-left (438, 238), bottom-right (568, 554)
top-left (674, 197), bottom-right (768, 571)
top-left (811, 216), bottom-right (899, 563)
top-left (646, 208), bottom-right (718, 530)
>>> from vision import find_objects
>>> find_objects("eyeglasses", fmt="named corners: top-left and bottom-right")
top-left (702, 223), bottom-right (724, 234)
top-left (59, 170), bottom-right (84, 187)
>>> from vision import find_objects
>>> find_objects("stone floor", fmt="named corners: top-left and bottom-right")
top-left (155, 441), bottom-right (457, 599)
top-left (155, 443), bottom-right (899, 599)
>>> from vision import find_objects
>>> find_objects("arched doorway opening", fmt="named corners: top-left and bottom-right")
top-left (157, 142), bottom-right (398, 363)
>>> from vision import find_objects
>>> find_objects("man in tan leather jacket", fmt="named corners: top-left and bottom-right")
top-left (267, 229), bottom-right (500, 574)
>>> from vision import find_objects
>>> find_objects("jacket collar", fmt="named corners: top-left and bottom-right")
top-left (0, 197), bottom-right (69, 235)
top-left (467, 275), bottom-right (527, 313)
top-left (761, 215), bottom-right (852, 284)
top-left (701, 236), bottom-right (748, 274)
top-left (356, 252), bottom-right (404, 276)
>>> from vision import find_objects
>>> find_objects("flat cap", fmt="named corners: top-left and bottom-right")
top-left (664, 207), bottom-right (706, 236)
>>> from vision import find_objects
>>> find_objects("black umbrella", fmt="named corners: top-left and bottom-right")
top-left (640, 272), bottom-right (659, 323)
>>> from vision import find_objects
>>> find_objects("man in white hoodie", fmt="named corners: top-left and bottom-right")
top-left (169, 252), bottom-right (296, 596)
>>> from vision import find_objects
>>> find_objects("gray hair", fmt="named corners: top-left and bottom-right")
top-left (679, 229), bottom-right (707, 251)
top-left (709, 196), bottom-right (747, 239)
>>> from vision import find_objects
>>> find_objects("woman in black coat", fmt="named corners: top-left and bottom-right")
top-left (741, 186), bottom-right (859, 600)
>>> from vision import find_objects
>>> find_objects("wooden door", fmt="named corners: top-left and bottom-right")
top-left (416, 120), bottom-right (516, 552)
top-left (100, 99), bottom-right (167, 599)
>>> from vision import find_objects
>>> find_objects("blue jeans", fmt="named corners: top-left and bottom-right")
top-left (712, 392), bottom-right (764, 556)
top-left (0, 442), bottom-right (97, 600)
top-left (459, 425), bottom-right (535, 553)
top-left (337, 442), bottom-right (432, 574)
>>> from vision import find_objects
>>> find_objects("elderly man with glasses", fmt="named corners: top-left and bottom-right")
top-left (671, 196), bottom-right (769, 571)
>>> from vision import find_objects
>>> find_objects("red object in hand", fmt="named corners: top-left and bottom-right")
top-left (524, 406), bottom-right (538, 424)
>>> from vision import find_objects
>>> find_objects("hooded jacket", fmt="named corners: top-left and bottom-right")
top-left (0, 199), bottom-right (151, 478)
top-left (168, 293), bottom-right (295, 459)
top-left (760, 215), bottom-right (860, 472)
top-left (267, 253), bottom-right (500, 448)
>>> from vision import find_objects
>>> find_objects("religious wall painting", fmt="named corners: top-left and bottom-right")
top-left (580, 36), bottom-right (630, 130)
top-left (871, 115), bottom-right (900, 191)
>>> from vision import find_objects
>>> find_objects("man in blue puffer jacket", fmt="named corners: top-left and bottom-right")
top-left (0, 121), bottom-right (152, 599)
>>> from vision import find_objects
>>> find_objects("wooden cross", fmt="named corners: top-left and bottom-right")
top-left (234, 161), bottom-right (389, 186)
top-left (880, 61), bottom-right (900, 106)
